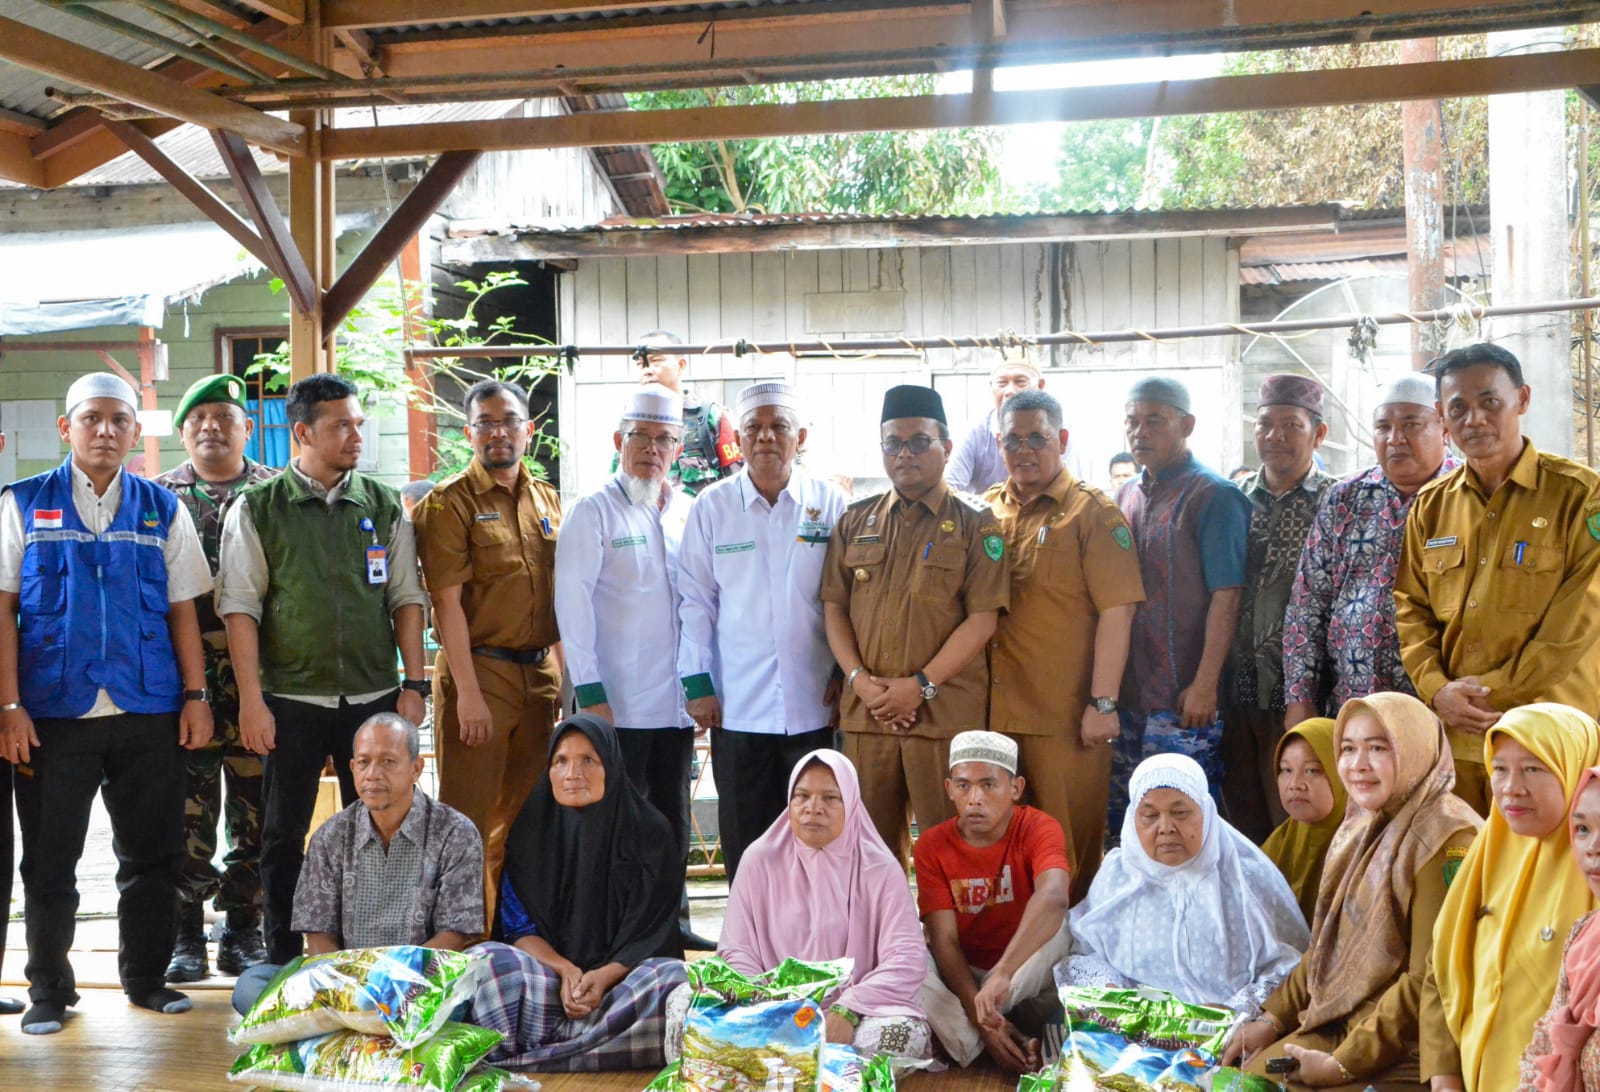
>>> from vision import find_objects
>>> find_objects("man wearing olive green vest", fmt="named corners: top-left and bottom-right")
top-left (218, 375), bottom-right (429, 964)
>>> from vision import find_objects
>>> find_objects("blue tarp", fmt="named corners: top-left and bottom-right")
top-left (0, 295), bottom-right (166, 337)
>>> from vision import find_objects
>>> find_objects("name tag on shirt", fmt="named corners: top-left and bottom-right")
top-left (852, 534), bottom-right (882, 545)
top-left (474, 512), bottom-right (501, 522)
top-left (1425, 536), bottom-right (1459, 549)
top-left (715, 541), bottom-right (756, 555)
top-left (611, 535), bottom-right (646, 549)
top-left (366, 545), bottom-right (389, 585)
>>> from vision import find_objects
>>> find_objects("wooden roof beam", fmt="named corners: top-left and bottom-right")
top-left (233, 0), bottom-right (306, 25)
top-left (0, 16), bottom-right (305, 155)
top-left (103, 118), bottom-right (283, 274)
top-left (321, 44), bottom-right (1600, 159)
top-left (323, 0), bottom-right (701, 31)
top-left (0, 131), bottom-right (46, 187)
top-left (214, 130), bottom-right (317, 311)
top-left (322, 149), bottom-right (481, 335)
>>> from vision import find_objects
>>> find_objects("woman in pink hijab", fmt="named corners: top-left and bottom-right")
top-left (1519, 766), bottom-right (1600, 1091)
top-left (666, 749), bottom-right (933, 1061)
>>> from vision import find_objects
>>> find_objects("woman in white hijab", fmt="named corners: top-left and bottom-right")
top-left (1057, 754), bottom-right (1310, 1017)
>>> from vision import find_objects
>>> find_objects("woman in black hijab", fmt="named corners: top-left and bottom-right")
top-left (468, 715), bottom-right (687, 1070)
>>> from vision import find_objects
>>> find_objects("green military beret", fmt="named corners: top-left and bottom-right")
top-left (173, 374), bottom-right (250, 428)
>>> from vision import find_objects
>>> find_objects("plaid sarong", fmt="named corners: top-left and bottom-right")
top-left (468, 940), bottom-right (687, 1071)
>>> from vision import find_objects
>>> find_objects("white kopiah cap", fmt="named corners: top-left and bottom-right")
top-left (736, 381), bottom-right (799, 421)
top-left (948, 730), bottom-right (1019, 776)
top-left (65, 372), bottom-right (138, 415)
top-left (622, 383), bottom-right (682, 426)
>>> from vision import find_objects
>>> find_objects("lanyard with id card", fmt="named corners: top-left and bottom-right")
top-left (360, 516), bottom-right (389, 585)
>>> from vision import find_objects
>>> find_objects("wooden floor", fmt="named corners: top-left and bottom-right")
top-left (0, 981), bottom-right (1019, 1091)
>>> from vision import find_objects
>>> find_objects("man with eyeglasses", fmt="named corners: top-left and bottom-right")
top-left (155, 374), bottom-right (279, 985)
top-left (555, 383), bottom-right (703, 950)
top-left (413, 380), bottom-right (562, 932)
top-left (1111, 376), bottom-right (1250, 832)
top-left (983, 389), bottom-right (1143, 899)
top-left (630, 329), bottom-right (743, 496)
top-left (676, 381), bottom-right (847, 878)
top-left (823, 385), bottom-right (1010, 863)
top-left (218, 374), bottom-right (430, 965)
top-left (946, 355), bottom-right (1045, 495)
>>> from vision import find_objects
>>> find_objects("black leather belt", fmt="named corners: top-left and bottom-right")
top-left (471, 645), bottom-right (550, 665)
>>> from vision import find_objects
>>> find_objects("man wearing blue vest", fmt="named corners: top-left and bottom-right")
top-left (0, 372), bottom-right (214, 1035)
top-left (218, 374), bottom-right (429, 965)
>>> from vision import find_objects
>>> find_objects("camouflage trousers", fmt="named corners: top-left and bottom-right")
top-left (1105, 707), bottom-right (1225, 847)
top-left (177, 641), bottom-right (264, 914)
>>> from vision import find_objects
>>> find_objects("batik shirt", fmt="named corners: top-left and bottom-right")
top-left (1281, 459), bottom-right (1456, 714)
top-left (1231, 467), bottom-right (1336, 711)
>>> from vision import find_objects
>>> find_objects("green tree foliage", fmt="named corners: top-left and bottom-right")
top-left (629, 78), bottom-right (1002, 214)
top-left (1019, 39), bottom-right (1490, 212)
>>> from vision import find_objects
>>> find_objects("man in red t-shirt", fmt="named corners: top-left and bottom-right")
top-left (914, 731), bottom-right (1071, 1071)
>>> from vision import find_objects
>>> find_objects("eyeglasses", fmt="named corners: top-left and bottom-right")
top-left (1001, 432), bottom-right (1052, 453)
top-left (880, 435), bottom-right (939, 456)
top-left (624, 430), bottom-right (681, 452)
top-left (468, 417), bottom-right (527, 435)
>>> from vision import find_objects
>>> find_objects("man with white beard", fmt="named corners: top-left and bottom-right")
top-left (554, 384), bottom-right (702, 950)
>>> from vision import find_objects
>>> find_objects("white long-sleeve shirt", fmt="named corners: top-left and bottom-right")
top-left (553, 475), bottom-right (694, 729)
top-left (676, 470), bottom-right (846, 735)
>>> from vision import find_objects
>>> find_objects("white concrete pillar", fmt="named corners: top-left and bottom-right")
top-left (1487, 27), bottom-right (1573, 456)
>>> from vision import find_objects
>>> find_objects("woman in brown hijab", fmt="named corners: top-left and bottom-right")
top-left (1220, 693), bottom-right (1482, 1089)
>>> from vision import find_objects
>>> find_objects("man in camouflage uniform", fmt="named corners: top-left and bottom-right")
top-left (629, 329), bottom-right (743, 495)
top-left (157, 374), bottom-right (278, 981)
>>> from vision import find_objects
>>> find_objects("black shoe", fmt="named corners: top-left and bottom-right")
top-left (0, 996), bottom-right (23, 1015)
top-left (679, 928), bottom-right (717, 952)
top-left (165, 902), bottom-right (208, 983)
top-left (217, 910), bottom-right (268, 975)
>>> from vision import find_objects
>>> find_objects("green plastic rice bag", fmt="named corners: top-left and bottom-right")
top-left (642, 957), bottom-right (851, 1092)
top-left (1210, 1068), bottom-right (1286, 1092)
top-left (228, 1021), bottom-right (503, 1092)
top-left (232, 946), bottom-right (488, 1048)
top-left (818, 1043), bottom-right (895, 1092)
top-left (1051, 985), bottom-right (1236, 1091)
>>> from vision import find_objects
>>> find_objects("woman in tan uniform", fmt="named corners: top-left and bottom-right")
top-left (1222, 693), bottom-right (1482, 1089)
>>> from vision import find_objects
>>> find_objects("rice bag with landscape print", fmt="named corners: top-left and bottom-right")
top-left (231, 946), bottom-right (488, 1048)
top-left (1032, 985), bottom-right (1237, 1091)
top-left (227, 1021), bottom-right (503, 1092)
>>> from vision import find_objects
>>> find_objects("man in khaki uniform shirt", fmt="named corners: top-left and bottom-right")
top-left (985, 390), bottom-right (1143, 901)
top-left (1395, 343), bottom-right (1600, 815)
top-left (414, 380), bottom-right (562, 930)
top-left (823, 385), bottom-right (1009, 861)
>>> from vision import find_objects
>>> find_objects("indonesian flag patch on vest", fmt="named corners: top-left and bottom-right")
top-left (33, 509), bottom-right (62, 529)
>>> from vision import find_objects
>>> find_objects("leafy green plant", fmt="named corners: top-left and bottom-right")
top-left (252, 271), bottom-right (564, 479)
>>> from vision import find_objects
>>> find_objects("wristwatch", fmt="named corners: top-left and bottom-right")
top-left (914, 671), bottom-right (938, 701)
top-left (401, 678), bottom-right (432, 699)
top-left (183, 689), bottom-right (211, 704)
top-left (1092, 696), bottom-right (1118, 715)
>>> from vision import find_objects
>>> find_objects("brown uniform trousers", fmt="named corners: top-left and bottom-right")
top-left (822, 481), bottom-right (1010, 863)
top-left (985, 471), bottom-right (1145, 901)
top-left (414, 458), bottom-right (562, 932)
top-left (1395, 441), bottom-right (1600, 818)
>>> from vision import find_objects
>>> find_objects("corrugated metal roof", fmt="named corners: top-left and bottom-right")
top-left (0, 0), bottom-right (261, 120)
top-left (368, 0), bottom-right (837, 38)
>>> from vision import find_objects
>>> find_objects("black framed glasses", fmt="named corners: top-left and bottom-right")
top-left (625, 430), bottom-right (681, 452)
top-left (880, 435), bottom-right (939, 456)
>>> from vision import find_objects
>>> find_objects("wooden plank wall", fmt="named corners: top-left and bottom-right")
top-left (557, 239), bottom-right (1243, 499)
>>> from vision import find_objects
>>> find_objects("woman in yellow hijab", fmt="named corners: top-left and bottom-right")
top-left (1423, 704), bottom-right (1600, 1092)
top-left (1262, 717), bottom-right (1349, 924)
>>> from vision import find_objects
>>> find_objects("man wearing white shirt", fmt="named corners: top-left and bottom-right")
top-left (554, 383), bottom-right (702, 947)
top-left (677, 382), bottom-right (847, 878)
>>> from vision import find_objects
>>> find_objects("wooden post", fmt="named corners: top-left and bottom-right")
top-left (138, 327), bottom-right (161, 475)
top-left (287, 1), bottom-right (333, 380)
top-left (398, 232), bottom-right (438, 477)
top-left (1401, 37), bottom-right (1445, 369)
